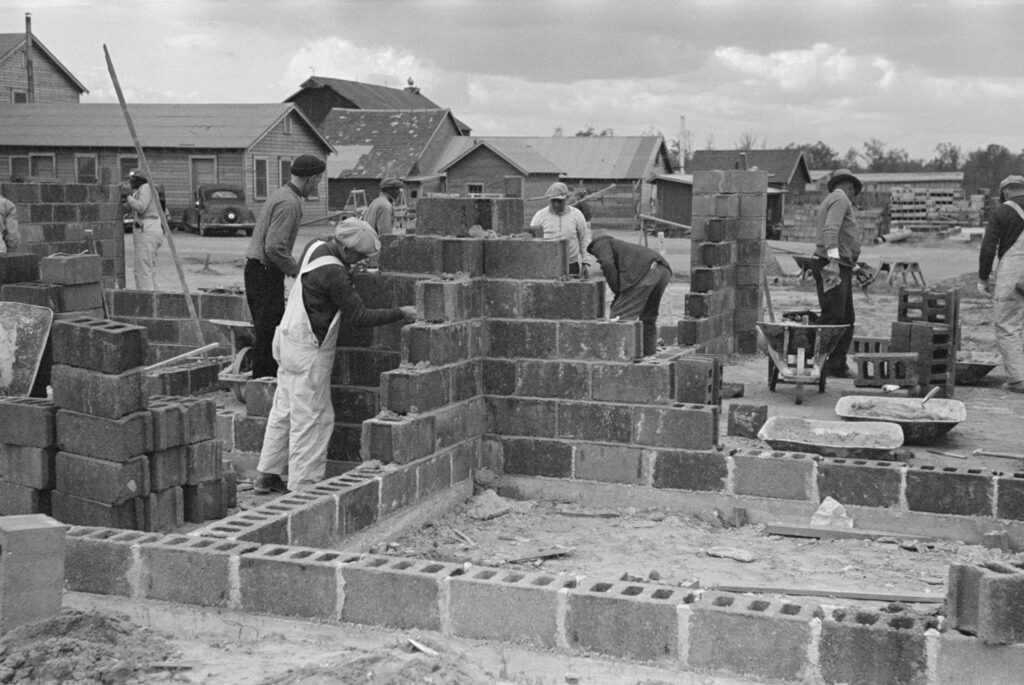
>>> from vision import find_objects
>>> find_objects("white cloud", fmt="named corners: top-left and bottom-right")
top-left (714, 43), bottom-right (891, 93)
top-left (284, 38), bottom-right (438, 93)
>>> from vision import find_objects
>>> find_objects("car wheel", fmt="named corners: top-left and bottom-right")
top-left (244, 227), bottom-right (253, 237)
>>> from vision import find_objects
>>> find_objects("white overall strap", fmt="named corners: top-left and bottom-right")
top-left (297, 241), bottom-right (343, 276)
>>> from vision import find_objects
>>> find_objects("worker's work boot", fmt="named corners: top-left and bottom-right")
top-left (253, 472), bottom-right (288, 495)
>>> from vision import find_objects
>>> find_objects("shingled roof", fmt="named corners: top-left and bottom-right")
top-left (321, 108), bottom-right (461, 179)
top-left (0, 103), bottom-right (331, 150)
top-left (0, 32), bottom-right (88, 94)
top-left (438, 138), bottom-right (563, 176)
top-left (688, 149), bottom-right (810, 186)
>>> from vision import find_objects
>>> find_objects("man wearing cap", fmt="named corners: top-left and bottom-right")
top-left (245, 154), bottom-right (326, 379)
top-left (0, 190), bottom-right (19, 254)
top-left (979, 175), bottom-right (1024, 393)
top-left (125, 169), bottom-right (163, 290)
top-left (254, 218), bottom-right (416, 494)
top-left (812, 168), bottom-right (862, 377)
top-left (530, 182), bottom-right (591, 276)
top-left (363, 177), bottom-right (404, 236)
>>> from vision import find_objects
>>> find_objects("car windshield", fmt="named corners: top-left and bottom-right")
top-left (206, 189), bottom-right (242, 200)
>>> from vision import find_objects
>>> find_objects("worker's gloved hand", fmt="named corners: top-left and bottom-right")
top-left (826, 247), bottom-right (840, 260)
top-left (821, 259), bottom-right (841, 292)
top-left (977, 280), bottom-right (993, 297)
top-left (398, 305), bottom-right (417, 322)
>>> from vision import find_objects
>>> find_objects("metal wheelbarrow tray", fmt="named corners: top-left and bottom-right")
top-left (955, 361), bottom-right (997, 385)
top-left (756, 320), bottom-right (850, 404)
top-left (835, 395), bottom-right (965, 445)
top-left (758, 416), bottom-right (904, 459)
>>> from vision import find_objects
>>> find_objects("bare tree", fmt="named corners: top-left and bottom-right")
top-left (736, 130), bottom-right (764, 150)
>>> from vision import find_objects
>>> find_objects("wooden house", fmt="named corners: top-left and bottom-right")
top-left (0, 18), bottom-right (87, 104)
top-left (0, 102), bottom-right (333, 219)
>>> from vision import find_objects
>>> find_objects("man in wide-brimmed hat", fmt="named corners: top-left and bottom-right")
top-left (530, 181), bottom-right (591, 276)
top-left (979, 174), bottom-right (1024, 392)
top-left (364, 177), bottom-right (405, 236)
top-left (812, 168), bottom-right (863, 377)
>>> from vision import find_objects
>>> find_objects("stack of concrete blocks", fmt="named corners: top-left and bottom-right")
top-left (680, 170), bottom-right (767, 355)
top-left (1, 181), bottom-right (125, 289)
top-left (49, 316), bottom-right (153, 529)
top-left (0, 515), bottom-right (66, 633)
top-left (0, 398), bottom-right (60, 515)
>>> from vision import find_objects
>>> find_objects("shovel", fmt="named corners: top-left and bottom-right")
top-left (920, 386), bottom-right (940, 407)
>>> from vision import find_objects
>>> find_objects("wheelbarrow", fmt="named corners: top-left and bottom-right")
top-left (835, 395), bottom-right (966, 445)
top-left (758, 416), bottom-right (904, 459)
top-left (757, 319), bottom-right (849, 404)
top-left (209, 318), bottom-right (254, 402)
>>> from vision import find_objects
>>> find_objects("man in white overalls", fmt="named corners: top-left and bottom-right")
top-left (979, 175), bottom-right (1024, 393)
top-left (254, 219), bottom-right (415, 493)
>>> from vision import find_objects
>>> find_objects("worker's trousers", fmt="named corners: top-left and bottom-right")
top-left (813, 259), bottom-right (855, 375)
top-left (610, 263), bottom-right (671, 356)
top-left (132, 220), bottom-right (162, 290)
top-left (994, 236), bottom-right (1024, 384)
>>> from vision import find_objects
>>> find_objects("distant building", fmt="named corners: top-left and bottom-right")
top-left (0, 103), bottom-right (333, 219)
top-left (803, 170), bottom-right (965, 209)
top-left (0, 16), bottom-right (88, 103)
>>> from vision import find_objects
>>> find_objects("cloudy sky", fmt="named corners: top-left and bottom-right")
top-left (5, 0), bottom-right (1024, 163)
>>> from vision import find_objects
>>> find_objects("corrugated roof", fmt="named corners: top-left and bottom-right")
top-left (0, 103), bottom-right (332, 150)
top-left (0, 33), bottom-right (88, 93)
top-left (438, 138), bottom-right (563, 175)
top-left (689, 149), bottom-right (810, 186)
top-left (321, 108), bottom-right (456, 179)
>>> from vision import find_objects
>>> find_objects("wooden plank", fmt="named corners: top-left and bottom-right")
top-left (764, 523), bottom-right (942, 544)
top-left (710, 584), bottom-right (943, 604)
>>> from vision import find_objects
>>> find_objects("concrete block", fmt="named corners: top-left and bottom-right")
top-left (56, 451), bottom-right (149, 504)
top-left (736, 218), bottom-right (765, 241)
top-left (416, 278), bottom-right (481, 323)
top-left (38, 253), bottom-right (102, 285)
top-left (0, 397), bottom-right (58, 447)
top-left (382, 365), bottom-right (450, 414)
top-left (653, 449), bottom-right (728, 491)
top-left (818, 606), bottom-right (930, 684)
top-left (520, 279), bottom-right (605, 320)
top-left (1, 282), bottom-right (65, 311)
top-left (331, 476), bottom-right (380, 537)
top-left (997, 473), bottom-right (1024, 520)
top-left (433, 397), bottom-right (485, 451)
top-left (816, 457), bottom-right (902, 508)
top-left (0, 443), bottom-right (56, 489)
top-left (416, 451), bottom-right (453, 499)
top-left (573, 443), bottom-right (644, 484)
top-left (937, 629), bottom-right (1024, 684)
top-left (734, 264), bottom-right (762, 286)
top-left (146, 397), bottom-right (188, 451)
top-left (450, 569), bottom-right (566, 647)
top-left (56, 409), bottom-right (153, 463)
top-left (449, 438), bottom-right (480, 484)
top-left (0, 253), bottom-right (41, 284)
top-left (487, 319), bottom-right (557, 359)
top-left (736, 238), bottom-right (765, 266)
top-left (185, 440), bottom-right (223, 485)
top-left (726, 403), bottom-right (768, 438)
top-left (222, 466), bottom-right (237, 509)
top-left (50, 491), bottom-right (144, 529)
top-left (449, 359), bottom-right (481, 403)
top-left (632, 404), bottom-right (719, 450)
top-left (415, 197), bottom-right (524, 236)
top-left (179, 396), bottom-right (216, 443)
top-left (140, 535), bottom-right (258, 606)
top-left (947, 562), bottom-right (1024, 644)
top-left (243, 378), bottom-right (277, 418)
top-left (440, 238), bottom-right (484, 275)
top-left (674, 354), bottom-right (722, 405)
top-left (482, 358), bottom-right (516, 395)
top-left (689, 592), bottom-right (813, 682)
top-left (684, 290), bottom-right (733, 319)
top-left (732, 450), bottom-right (815, 500)
top-left (485, 396), bottom-right (557, 437)
top-left (566, 580), bottom-right (684, 661)
top-left (52, 364), bottom-right (147, 419)
top-left (691, 216), bottom-right (739, 242)
top-left (557, 320), bottom-right (641, 362)
top-left (690, 265), bottom-right (735, 293)
top-left (678, 316), bottom-right (714, 346)
top-left (402, 322), bottom-right (474, 365)
top-left (515, 360), bottom-right (590, 399)
top-left (64, 528), bottom-right (162, 595)
top-left (483, 238), bottom-right (568, 279)
top-left (233, 415), bottom-right (267, 453)
top-left (148, 446), bottom-right (187, 491)
top-left (330, 384), bottom-right (381, 423)
top-left (58, 282), bottom-right (104, 311)
top-left (0, 480), bottom-right (50, 515)
top-left (479, 279), bottom-right (520, 318)
top-left (183, 479), bottom-right (227, 523)
top-left (905, 465), bottom-right (993, 516)
top-left (361, 414), bottom-right (436, 465)
top-left (238, 545), bottom-right (344, 618)
top-left (0, 514), bottom-right (66, 632)
top-left (146, 486), bottom-right (184, 532)
top-left (379, 234), bottom-right (443, 274)
top-left (591, 361), bottom-right (673, 404)
top-left (497, 437), bottom-right (572, 477)
top-left (691, 241), bottom-right (737, 268)
top-left (340, 556), bottom-right (457, 630)
top-left (557, 401), bottom-right (633, 443)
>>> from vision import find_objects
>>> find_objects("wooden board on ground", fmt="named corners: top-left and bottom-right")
top-left (765, 523), bottom-right (942, 544)
top-left (709, 583), bottom-right (942, 604)
top-left (0, 302), bottom-right (53, 397)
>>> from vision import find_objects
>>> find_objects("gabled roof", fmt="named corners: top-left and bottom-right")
top-left (689, 149), bottom-right (811, 186)
top-left (0, 33), bottom-right (88, 94)
top-left (647, 172), bottom-right (782, 194)
top-left (321, 108), bottom-right (462, 179)
top-left (0, 103), bottom-right (333, 151)
top-left (437, 136), bottom-right (670, 179)
top-left (437, 138), bottom-right (563, 176)
top-left (289, 76), bottom-right (442, 110)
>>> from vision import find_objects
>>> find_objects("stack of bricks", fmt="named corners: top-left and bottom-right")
top-left (0, 397), bottom-right (60, 515)
top-left (0, 181), bottom-right (125, 289)
top-left (897, 286), bottom-right (959, 397)
top-left (680, 170), bottom-right (767, 355)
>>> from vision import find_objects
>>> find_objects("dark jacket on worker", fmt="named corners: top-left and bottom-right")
top-left (298, 239), bottom-right (405, 344)
top-left (979, 202), bottom-right (1024, 281)
top-left (586, 233), bottom-right (672, 294)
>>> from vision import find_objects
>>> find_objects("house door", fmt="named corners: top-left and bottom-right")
top-left (190, 157), bottom-right (217, 195)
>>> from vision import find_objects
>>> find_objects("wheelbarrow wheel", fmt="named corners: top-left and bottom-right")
top-left (818, 369), bottom-right (827, 393)
top-left (231, 346), bottom-right (253, 403)
top-left (768, 358), bottom-right (778, 392)
top-left (794, 382), bottom-right (804, 405)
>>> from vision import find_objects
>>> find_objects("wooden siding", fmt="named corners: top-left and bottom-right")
top-left (289, 89), bottom-right (352, 127)
top-left (248, 109), bottom-right (328, 217)
top-left (652, 181), bottom-right (693, 226)
top-left (417, 115), bottom-right (461, 175)
top-left (0, 46), bottom-right (81, 103)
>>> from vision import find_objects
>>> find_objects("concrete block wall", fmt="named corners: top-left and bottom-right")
top-left (0, 181), bottom-right (125, 289)
top-left (0, 398), bottom-right (60, 515)
top-left (66, 525), bottom-right (1024, 684)
top-left (413, 197), bottom-right (525, 237)
top-left (680, 171), bottom-right (767, 355)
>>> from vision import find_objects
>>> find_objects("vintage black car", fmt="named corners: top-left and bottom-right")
top-left (181, 185), bottom-right (256, 237)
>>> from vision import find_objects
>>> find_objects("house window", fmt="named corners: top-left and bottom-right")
top-left (466, 183), bottom-right (484, 195)
top-left (11, 89), bottom-right (27, 103)
top-left (10, 156), bottom-right (29, 180)
top-left (119, 156), bottom-right (139, 181)
top-left (254, 158), bottom-right (268, 199)
top-left (279, 157), bottom-right (292, 185)
top-left (283, 116), bottom-right (293, 135)
top-left (75, 155), bottom-right (98, 183)
top-left (29, 154), bottom-right (55, 178)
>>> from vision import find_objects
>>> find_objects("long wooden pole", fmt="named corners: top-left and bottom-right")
top-left (103, 45), bottom-right (204, 347)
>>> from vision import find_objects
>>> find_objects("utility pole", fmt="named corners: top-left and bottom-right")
top-left (24, 13), bottom-right (35, 103)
